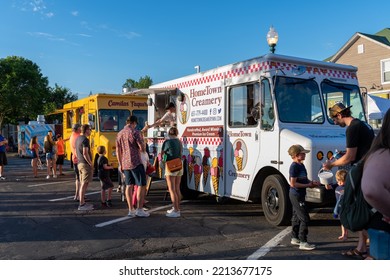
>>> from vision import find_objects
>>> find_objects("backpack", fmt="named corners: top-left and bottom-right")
top-left (340, 161), bottom-right (377, 232)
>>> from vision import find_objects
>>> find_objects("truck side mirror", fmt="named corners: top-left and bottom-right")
top-left (147, 98), bottom-right (153, 106)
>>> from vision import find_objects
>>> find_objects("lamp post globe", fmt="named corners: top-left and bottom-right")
top-left (266, 26), bottom-right (279, 54)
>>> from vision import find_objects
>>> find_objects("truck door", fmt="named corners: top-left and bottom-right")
top-left (224, 83), bottom-right (261, 199)
top-left (258, 78), bottom-right (278, 169)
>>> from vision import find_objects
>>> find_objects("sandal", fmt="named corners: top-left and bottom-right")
top-left (342, 248), bottom-right (368, 259)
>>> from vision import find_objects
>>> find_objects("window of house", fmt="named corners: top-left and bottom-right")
top-left (382, 59), bottom-right (390, 84)
top-left (357, 44), bottom-right (364, 54)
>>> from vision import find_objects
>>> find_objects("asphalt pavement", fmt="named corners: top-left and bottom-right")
top-left (0, 153), bottom-right (368, 260)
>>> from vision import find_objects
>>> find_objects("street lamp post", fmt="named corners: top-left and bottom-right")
top-left (266, 26), bottom-right (279, 54)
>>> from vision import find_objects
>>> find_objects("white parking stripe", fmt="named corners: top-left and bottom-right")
top-left (247, 226), bottom-right (291, 259)
top-left (49, 191), bottom-right (101, 202)
top-left (27, 180), bottom-right (74, 188)
top-left (95, 200), bottom-right (190, 228)
top-left (246, 209), bottom-right (321, 259)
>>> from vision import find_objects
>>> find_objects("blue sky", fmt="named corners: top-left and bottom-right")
top-left (1, 0), bottom-right (389, 99)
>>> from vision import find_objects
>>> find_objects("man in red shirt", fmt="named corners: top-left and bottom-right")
top-left (116, 116), bottom-right (149, 217)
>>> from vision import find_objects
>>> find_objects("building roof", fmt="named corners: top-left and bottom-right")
top-left (326, 28), bottom-right (390, 62)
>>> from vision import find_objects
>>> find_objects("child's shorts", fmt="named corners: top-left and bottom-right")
top-left (100, 177), bottom-right (114, 190)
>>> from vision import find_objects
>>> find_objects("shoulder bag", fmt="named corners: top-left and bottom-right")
top-left (166, 157), bottom-right (182, 172)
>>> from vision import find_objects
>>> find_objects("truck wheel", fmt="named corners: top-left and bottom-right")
top-left (261, 174), bottom-right (291, 226)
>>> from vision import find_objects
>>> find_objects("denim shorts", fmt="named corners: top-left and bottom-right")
top-left (46, 152), bottom-right (55, 160)
top-left (123, 164), bottom-right (147, 186)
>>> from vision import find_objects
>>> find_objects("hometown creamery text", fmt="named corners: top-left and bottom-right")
top-left (190, 86), bottom-right (222, 107)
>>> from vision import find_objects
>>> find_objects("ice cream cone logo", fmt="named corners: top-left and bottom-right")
top-left (181, 111), bottom-right (187, 123)
top-left (202, 147), bottom-right (210, 186)
top-left (157, 153), bottom-right (163, 178)
top-left (233, 140), bottom-right (246, 171)
top-left (194, 162), bottom-right (202, 191)
top-left (211, 157), bottom-right (219, 195)
top-left (218, 148), bottom-right (223, 180)
top-left (179, 95), bottom-right (189, 124)
top-left (188, 147), bottom-right (194, 182)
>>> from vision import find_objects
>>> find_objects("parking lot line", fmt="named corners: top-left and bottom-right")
top-left (247, 226), bottom-right (291, 259)
top-left (246, 209), bottom-right (321, 259)
top-left (49, 191), bottom-right (101, 202)
top-left (94, 200), bottom-right (190, 228)
top-left (27, 180), bottom-right (74, 188)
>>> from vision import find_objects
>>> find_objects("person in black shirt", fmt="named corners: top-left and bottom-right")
top-left (324, 102), bottom-right (374, 168)
top-left (288, 144), bottom-right (320, 250)
top-left (97, 146), bottom-right (114, 208)
top-left (324, 102), bottom-right (375, 259)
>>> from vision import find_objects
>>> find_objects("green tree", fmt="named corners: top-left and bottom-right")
top-left (122, 75), bottom-right (153, 91)
top-left (0, 56), bottom-right (51, 128)
top-left (44, 84), bottom-right (78, 123)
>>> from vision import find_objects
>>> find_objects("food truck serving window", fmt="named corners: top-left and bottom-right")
top-left (99, 109), bottom-right (130, 132)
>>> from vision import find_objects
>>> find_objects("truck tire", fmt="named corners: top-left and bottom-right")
top-left (261, 174), bottom-right (292, 226)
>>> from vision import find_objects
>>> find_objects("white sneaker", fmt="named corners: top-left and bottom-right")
top-left (166, 210), bottom-right (181, 218)
top-left (166, 207), bottom-right (175, 214)
top-left (299, 242), bottom-right (316, 250)
top-left (46, 175), bottom-right (50, 179)
top-left (127, 209), bottom-right (136, 217)
top-left (53, 175), bottom-right (57, 178)
top-left (135, 208), bottom-right (150, 217)
top-left (78, 203), bottom-right (94, 211)
top-left (0, 176), bottom-right (6, 180)
top-left (291, 238), bottom-right (300, 246)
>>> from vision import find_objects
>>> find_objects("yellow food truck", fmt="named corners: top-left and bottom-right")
top-left (55, 93), bottom-right (147, 170)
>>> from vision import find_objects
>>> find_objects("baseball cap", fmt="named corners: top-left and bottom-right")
top-left (72, 123), bottom-right (82, 130)
top-left (288, 144), bottom-right (310, 157)
top-left (329, 102), bottom-right (352, 118)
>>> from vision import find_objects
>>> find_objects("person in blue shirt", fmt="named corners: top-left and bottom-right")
top-left (288, 144), bottom-right (320, 250)
top-left (332, 169), bottom-right (348, 240)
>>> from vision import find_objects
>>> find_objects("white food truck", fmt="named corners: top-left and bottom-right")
top-left (141, 53), bottom-right (366, 226)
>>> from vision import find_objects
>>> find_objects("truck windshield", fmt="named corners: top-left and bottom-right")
top-left (275, 76), bottom-right (323, 123)
top-left (99, 109), bottom-right (130, 132)
top-left (321, 79), bottom-right (365, 123)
